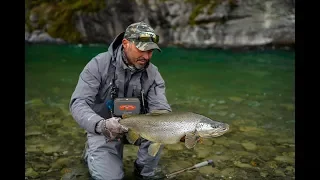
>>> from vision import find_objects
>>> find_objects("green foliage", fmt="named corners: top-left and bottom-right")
top-left (187, 0), bottom-right (227, 25)
top-left (25, 0), bottom-right (106, 43)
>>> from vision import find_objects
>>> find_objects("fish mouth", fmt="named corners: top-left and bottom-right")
top-left (199, 124), bottom-right (230, 138)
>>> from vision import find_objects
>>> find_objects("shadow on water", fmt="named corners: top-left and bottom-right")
top-left (25, 44), bottom-right (295, 180)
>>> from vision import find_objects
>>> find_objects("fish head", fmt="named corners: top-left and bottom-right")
top-left (195, 117), bottom-right (229, 138)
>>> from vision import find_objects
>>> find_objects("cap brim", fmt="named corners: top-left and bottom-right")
top-left (135, 42), bottom-right (162, 52)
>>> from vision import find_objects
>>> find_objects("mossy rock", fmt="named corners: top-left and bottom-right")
top-left (60, 163), bottom-right (90, 180)
top-left (274, 155), bottom-right (294, 164)
top-left (186, 0), bottom-right (235, 25)
top-left (228, 96), bottom-right (244, 103)
top-left (51, 157), bottom-right (73, 169)
top-left (26, 126), bottom-right (43, 137)
top-left (42, 144), bottom-right (63, 154)
top-left (25, 167), bottom-right (40, 178)
top-left (241, 141), bottom-right (257, 151)
top-left (25, 0), bottom-right (106, 43)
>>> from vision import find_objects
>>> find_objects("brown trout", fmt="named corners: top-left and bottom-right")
top-left (119, 110), bottom-right (230, 156)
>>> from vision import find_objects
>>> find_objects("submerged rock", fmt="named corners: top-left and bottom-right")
top-left (232, 119), bottom-right (258, 127)
top-left (239, 126), bottom-right (267, 137)
top-left (241, 142), bottom-right (257, 151)
top-left (217, 111), bottom-right (228, 116)
top-left (43, 144), bottom-right (62, 154)
top-left (213, 105), bottom-right (229, 110)
top-left (212, 136), bottom-right (229, 146)
top-left (195, 146), bottom-right (211, 158)
top-left (229, 113), bottom-right (236, 118)
top-left (46, 118), bottom-right (62, 128)
top-left (274, 169), bottom-right (286, 177)
top-left (260, 171), bottom-right (268, 178)
top-left (26, 145), bottom-right (43, 154)
top-left (274, 155), bottom-right (294, 164)
top-left (168, 160), bottom-right (194, 173)
top-left (247, 101), bottom-right (261, 107)
top-left (228, 143), bottom-right (245, 151)
top-left (201, 139), bottom-right (213, 146)
top-left (228, 96), bottom-right (244, 103)
top-left (51, 157), bottom-right (72, 169)
top-left (26, 126), bottom-right (43, 137)
top-left (274, 137), bottom-right (294, 145)
top-left (60, 164), bottom-right (90, 180)
top-left (207, 155), bottom-right (231, 162)
top-left (199, 166), bottom-right (220, 175)
top-left (282, 152), bottom-right (295, 158)
top-left (266, 161), bottom-right (278, 169)
top-left (25, 167), bottom-right (39, 178)
top-left (33, 163), bottom-right (50, 171)
top-left (285, 166), bottom-right (295, 175)
top-left (220, 168), bottom-right (236, 177)
top-left (25, 98), bottom-right (46, 106)
top-left (165, 143), bottom-right (184, 151)
top-left (279, 103), bottom-right (295, 111)
top-left (233, 161), bottom-right (257, 169)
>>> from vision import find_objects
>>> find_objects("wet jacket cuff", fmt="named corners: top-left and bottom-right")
top-left (95, 120), bottom-right (105, 134)
top-left (88, 114), bottom-right (104, 134)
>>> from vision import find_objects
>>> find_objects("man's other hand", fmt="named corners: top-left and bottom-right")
top-left (101, 117), bottom-right (128, 141)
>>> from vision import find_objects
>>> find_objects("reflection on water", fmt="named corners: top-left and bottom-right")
top-left (25, 44), bottom-right (295, 180)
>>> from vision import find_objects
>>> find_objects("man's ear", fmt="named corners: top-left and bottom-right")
top-left (122, 39), bottom-right (129, 49)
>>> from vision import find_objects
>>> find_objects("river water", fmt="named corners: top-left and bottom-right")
top-left (25, 44), bottom-right (295, 180)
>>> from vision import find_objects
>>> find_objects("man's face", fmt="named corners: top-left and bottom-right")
top-left (122, 39), bottom-right (153, 69)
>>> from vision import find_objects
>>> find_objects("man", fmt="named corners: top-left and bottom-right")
top-left (69, 21), bottom-right (172, 180)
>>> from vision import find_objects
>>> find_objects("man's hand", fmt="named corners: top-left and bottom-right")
top-left (99, 117), bottom-right (128, 141)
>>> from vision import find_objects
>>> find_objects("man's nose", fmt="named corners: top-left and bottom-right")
top-left (142, 51), bottom-right (152, 60)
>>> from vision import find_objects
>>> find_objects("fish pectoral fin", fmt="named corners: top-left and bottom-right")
top-left (126, 129), bottom-right (140, 144)
top-left (185, 132), bottom-right (200, 149)
top-left (148, 143), bottom-right (162, 157)
top-left (146, 110), bottom-right (170, 116)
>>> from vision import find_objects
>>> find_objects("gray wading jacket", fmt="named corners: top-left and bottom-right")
top-left (69, 32), bottom-right (172, 134)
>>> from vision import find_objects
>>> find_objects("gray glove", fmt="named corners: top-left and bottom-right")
top-left (96, 117), bottom-right (128, 141)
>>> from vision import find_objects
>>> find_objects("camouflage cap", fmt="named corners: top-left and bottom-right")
top-left (124, 21), bottom-right (161, 52)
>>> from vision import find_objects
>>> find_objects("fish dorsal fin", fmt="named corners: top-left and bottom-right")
top-left (146, 110), bottom-right (170, 116)
top-left (185, 131), bottom-right (200, 149)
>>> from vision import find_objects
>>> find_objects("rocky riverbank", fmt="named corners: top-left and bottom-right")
top-left (25, 0), bottom-right (295, 48)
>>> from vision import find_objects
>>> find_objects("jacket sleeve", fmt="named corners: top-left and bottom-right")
top-left (69, 56), bottom-right (105, 134)
top-left (146, 69), bottom-right (172, 113)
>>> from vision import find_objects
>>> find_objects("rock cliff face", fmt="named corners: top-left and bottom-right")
top-left (25, 0), bottom-right (295, 48)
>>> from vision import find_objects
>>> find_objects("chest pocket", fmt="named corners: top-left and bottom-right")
top-left (98, 78), bottom-right (113, 102)
top-left (131, 84), bottom-right (142, 98)
top-left (97, 61), bottom-right (116, 103)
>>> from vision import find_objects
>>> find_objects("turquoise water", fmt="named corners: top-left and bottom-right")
top-left (25, 44), bottom-right (295, 180)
